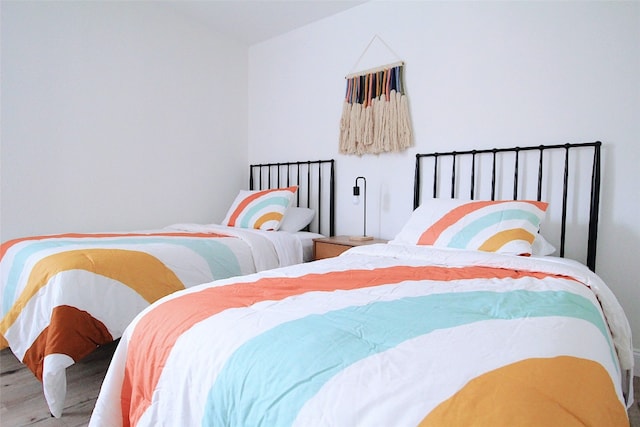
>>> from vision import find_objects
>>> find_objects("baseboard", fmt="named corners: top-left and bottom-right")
top-left (635, 349), bottom-right (640, 377)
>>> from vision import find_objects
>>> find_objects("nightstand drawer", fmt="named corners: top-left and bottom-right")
top-left (314, 241), bottom-right (351, 260)
top-left (313, 236), bottom-right (388, 261)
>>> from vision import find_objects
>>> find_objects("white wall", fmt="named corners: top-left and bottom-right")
top-left (1, 1), bottom-right (248, 240)
top-left (248, 1), bottom-right (640, 370)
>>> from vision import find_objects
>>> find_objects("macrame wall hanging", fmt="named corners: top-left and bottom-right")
top-left (339, 35), bottom-right (413, 155)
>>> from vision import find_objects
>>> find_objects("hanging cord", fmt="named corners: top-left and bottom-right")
top-left (346, 34), bottom-right (404, 78)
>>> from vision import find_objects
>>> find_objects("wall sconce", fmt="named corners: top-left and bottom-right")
top-left (350, 176), bottom-right (373, 241)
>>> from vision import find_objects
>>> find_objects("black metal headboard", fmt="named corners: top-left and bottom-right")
top-left (414, 142), bottom-right (602, 271)
top-left (249, 159), bottom-right (335, 237)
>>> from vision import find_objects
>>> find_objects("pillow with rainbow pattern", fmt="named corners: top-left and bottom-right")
top-left (391, 198), bottom-right (549, 255)
top-left (223, 186), bottom-right (298, 231)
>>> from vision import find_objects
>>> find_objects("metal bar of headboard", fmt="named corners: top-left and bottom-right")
top-left (295, 164), bottom-right (300, 206)
top-left (433, 155), bottom-right (438, 198)
top-left (491, 150), bottom-right (497, 201)
top-left (413, 155), bottom-right (421, 209)
top-left (537, 147), bottom-right (544, 202)
top-left (307, 162), bottom-right (312, 209)
top-left (450, 154), bottom-right (456, 198)
top-left (329, 160), bottom-right (335, 237)
top-left (587, 144), bottom-right (601, 270)
top-left (470, 152), bottom-right (476, 200)
top-left (513, 148), bottom-right (520, 200)
top-left (414, 141), bottom-right (602, 271)
top-left (560, 146), bottom-right (570, 258)
top-left (316, 162), bottom-right (321, 232)
top-left (286, 164), bottom-right (290, 187)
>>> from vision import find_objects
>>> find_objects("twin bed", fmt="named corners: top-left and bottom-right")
top-left (88, 142), bottom-right (633, 426)
top-left (0, 159), bottom-right (335, 418)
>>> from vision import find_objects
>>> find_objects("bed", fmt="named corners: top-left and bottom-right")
top-left (90, 142), bottom-right (634, 426)
top-left (0, 158), bottom-right (335, 418)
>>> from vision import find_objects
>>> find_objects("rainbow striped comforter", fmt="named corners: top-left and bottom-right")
top-left (90, 244), bottom-right (634, 427)
top-left (0, 224), bottom-right (303, 418)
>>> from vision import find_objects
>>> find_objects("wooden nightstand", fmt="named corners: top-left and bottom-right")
top-left (313, 235), bottom-right (388, 261)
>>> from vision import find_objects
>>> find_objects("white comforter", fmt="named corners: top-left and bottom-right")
top-left (91, 243), bottom-right (634, 426)
top-left (0, 224), bottom-right (309, 417)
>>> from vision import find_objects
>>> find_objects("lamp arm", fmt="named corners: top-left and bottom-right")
top-left (355, 176), bottom-right (367, 237)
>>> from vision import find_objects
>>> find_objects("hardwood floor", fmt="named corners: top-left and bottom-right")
top-left (1, 343), bottom-right (639, 426)
top-left (0, 342), bottom-right (117, 427)
top-left (631, 375), bottom-right (640, 427)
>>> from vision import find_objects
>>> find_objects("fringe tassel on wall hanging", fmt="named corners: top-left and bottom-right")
top-left (339, 37), bottom-right (413, 155)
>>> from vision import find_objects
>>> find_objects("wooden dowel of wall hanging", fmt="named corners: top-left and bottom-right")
top-left (345, 61), bottom-right (404, 79)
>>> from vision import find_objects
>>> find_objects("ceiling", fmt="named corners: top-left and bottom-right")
top-left (165, 0), bottom-right (367, 45)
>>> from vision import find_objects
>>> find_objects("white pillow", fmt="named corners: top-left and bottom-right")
top-left (392, 198), bottom-right (549, 255)
top-left (279, 207), bottom-right (315, 232)
top-left (222, 186), bottom-right (298, 231)
top-left (532, 233), bottom-right (556, 256)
